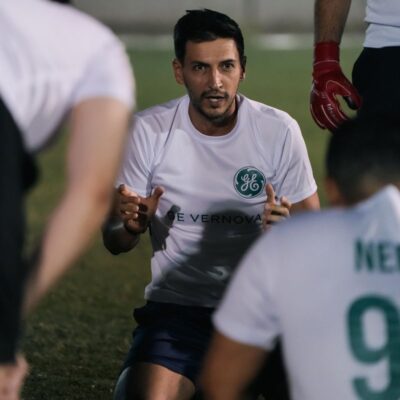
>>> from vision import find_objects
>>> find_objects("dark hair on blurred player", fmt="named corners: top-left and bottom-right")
top-left (326, 115), bottom-right (400, 204)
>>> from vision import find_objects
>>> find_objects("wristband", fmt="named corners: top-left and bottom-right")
top-left (314, 41), bottom-right (340, 64)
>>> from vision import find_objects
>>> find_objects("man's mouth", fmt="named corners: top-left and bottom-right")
top-left (203, 93), bottom-right (228, 104)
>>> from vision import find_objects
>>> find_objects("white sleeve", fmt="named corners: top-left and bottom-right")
top-left (273, 120), bottom-right (317, 203)
top-left (213, 231), bottom-right (282, 350)
top-left (73, 39), bottom-right (135, 110)
top-left (116, 118), bottom-right (153, 196)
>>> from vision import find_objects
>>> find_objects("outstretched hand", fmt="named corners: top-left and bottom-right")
top-left (262, 184), bottom-right (291, 231)
top-left (116, 184), bottom-right (164, 234)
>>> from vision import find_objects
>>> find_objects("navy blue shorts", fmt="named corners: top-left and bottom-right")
top-left (122, 301), bottom-right (214, 384)
top-left (121, 301), bottom-right (289, 399)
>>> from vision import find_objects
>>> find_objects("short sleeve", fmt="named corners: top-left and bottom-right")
top-left (73, 39), bottom-right (135, 110)
top-left (116, 117), bottom-right (153, 197)
top-left (213, 232), bottom-right (282, 350)
top-left (273, 120), bottom-right (317, 203)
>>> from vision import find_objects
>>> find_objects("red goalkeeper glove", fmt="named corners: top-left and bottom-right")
top-left (310, 42), bottom-right (362, 131)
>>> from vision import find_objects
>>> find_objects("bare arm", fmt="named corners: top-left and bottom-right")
top-left (0, 355), bottom-right (28, 400)
top-left (314, 0), bottom-right (352, 43)
top-left (291, 191), bottom-right (320, 213)
top-left (101, 214), bottom-right (140, 255)
top-left (24, 98), bottom-right (131, 312)
top-left (200, 331), bottom-right (267, 400)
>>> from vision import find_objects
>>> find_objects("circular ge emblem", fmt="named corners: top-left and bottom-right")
top-left (234, 166), bottom-right (266, 198)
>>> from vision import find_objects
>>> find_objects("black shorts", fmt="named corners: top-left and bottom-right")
top-left (0, 97), bottom-right (37, 362)
top-left (122, 301), bottom-right (214, 384)
top-left (121, 301), bottom-right (289, 398)
top-left (352, 46), bottom-right (400, 118)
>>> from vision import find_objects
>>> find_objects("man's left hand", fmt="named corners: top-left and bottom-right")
top-left (262, 184), bottom-right (291, 231)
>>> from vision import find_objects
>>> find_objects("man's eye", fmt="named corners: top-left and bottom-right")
top-left (222, 63), bottom-right (234, 70)
top-left (193, 64), bottom-right (205, 71)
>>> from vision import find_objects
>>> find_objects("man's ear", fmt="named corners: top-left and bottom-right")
top-left (325, 177), bottom-right (346, 206)
top-left (172, 58), bottom-right (184, 85)
top-left (240, 57), bottom-right (247, 80)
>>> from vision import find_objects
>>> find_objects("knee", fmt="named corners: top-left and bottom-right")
top-left (113, 364), bottom-right (195, 400)
top-left (113, 367), bottom-right (153, 400)
top-left (113, 367), bottom-right (131, 400)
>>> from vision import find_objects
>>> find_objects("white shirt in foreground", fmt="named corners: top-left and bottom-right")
top-left (0, 0), bottom-right (135, 152)
top-left (214, 185), bottom-right (400, 400)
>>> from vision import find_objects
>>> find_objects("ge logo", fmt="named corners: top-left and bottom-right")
top-left (234, 167), bottom-right (266, 198)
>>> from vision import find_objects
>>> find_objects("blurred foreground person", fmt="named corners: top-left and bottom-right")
top-left (202, 115), bottom-right (400, 400)
top-left (0, 0), bottom-right (134, 398)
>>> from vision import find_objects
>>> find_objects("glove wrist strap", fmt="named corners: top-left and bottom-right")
top-left (314, 42), bottom-right (340, 64)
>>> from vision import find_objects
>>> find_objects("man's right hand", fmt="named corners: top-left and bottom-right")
top-left (116, 184), bottom-right (164, 234)
top-left (310, 42), bottom-right (362, 131)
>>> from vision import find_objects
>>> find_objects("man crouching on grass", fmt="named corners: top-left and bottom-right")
top-left (103, 8), bottom-right (319, 400)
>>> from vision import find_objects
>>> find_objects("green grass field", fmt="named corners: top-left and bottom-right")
top-left (22, 45), bottom-right (360, 399)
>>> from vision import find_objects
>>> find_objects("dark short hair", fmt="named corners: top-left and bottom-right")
top-left (173, 9), bottom-right (246, 68)
top-left (326, 115), bottom-right (400, 203)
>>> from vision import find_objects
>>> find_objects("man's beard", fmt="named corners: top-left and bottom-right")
top-left (190, 90), bottom-right (237, 126)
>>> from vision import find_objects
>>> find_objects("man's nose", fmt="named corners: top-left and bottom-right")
top-left (208, 68), bottom-right (223, 89)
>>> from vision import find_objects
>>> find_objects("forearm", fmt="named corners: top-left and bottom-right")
top-left (24, 98), bottom-right (131, 312)
top-left (291, 192), bottom-right (320, 213)
top-left (102, 215), bottom-right (141, 255)
top-left (0, 355), bottom-right (28, 400)
top-left (24, 185), bottom-right (112, 312)
top-left (311, 1), bottom-right (362, 130)
top-left (202, 382), bottom-right (246, 400)
top-left (201, 332), bottom-right (266, 400)
top-left (202, 388), bottom-right (243, 400)
top-left (314, 0), bottom-right (352, 43)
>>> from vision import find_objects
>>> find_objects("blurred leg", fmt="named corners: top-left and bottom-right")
top-left (114, 363), bottom-right (195, 400)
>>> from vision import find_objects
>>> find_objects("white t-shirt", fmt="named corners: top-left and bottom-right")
top-left (0, 0), bottom-right (135, 153)
top-left (364, 0), bottom-right (400, 47)
top-left (214, 185), bottom-right (400, 400)
top-left (117, 94), bottom-right (317, 307)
